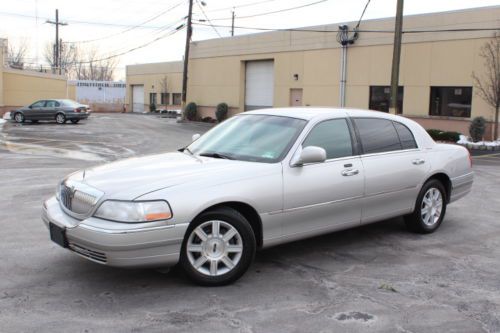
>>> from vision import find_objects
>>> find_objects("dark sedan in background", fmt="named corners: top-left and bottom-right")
top-left (11, 99), bottom-right (90, 124)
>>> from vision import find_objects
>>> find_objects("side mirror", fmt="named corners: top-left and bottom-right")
top-left (192, 133), bottom-right (201, 142)
top-left (28, 105), bottom-right (33, 109)
top-left (293, 146), bottom-right (327, 166)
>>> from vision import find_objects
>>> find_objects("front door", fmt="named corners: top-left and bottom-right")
top-left (282, 118), bottom-right (364, 240)
top-left (26, 100), bottom-right (46, 120)
top-left (290, 89), bottom-right (303, 107)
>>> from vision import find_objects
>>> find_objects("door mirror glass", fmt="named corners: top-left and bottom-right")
top-left (294, 146), bottom-right (326, 166)
top-left (192, 133), bottom-right (201, 142)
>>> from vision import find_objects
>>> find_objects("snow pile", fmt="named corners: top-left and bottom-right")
top-left (0, 119), bottom-right (6, 125)
top-left (2, 112), bottom-right (10, 120)
top-left (457, 134), bottom-right (500, 147)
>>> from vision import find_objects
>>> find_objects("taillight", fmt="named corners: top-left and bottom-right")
top-left (74, 108), bottom-right (81, 113)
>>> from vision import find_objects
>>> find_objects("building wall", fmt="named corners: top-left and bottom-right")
top-left (126, 61), bottom-right (183, 111)
top-left (0, 39), bottom-right (5, 109)
top-left (1, 68), bottom-right (70, 115)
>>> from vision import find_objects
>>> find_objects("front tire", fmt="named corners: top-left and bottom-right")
top-left (404, 179), bottom-right (447, 234)
top-left (14, 112), bottom-right (25, 123)
top-left (180, 207), bottom-right (256, 286)
top-left (55, 113), bottom-right (66, 124)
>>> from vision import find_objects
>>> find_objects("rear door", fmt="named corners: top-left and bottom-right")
top-left (353, 117), bottom-right (430, 223)
top-left (282, 118), bottom-right (364, 239)
top-left (44, 100), bottom-right (60, 119)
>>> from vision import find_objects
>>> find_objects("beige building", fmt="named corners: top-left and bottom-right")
top-left (127, 6), bottom-right (500, 137)
top-left (0, 38), bottom-right (76, 116)
top-left (125, 61), bottom-right (183, 113)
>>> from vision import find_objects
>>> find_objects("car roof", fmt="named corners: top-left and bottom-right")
top-left (245, 107), bottom-right (403, 121)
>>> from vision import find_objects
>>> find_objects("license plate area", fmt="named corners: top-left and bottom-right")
top-left (49, 223), bottom-right (68, 248)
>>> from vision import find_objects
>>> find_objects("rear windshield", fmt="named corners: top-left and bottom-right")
top-left (60, 99), bottom-right (81, 107)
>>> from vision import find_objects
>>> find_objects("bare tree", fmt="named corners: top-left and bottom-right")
top-left (43, 42), bottom-right (77, 74)
top-left (472, 33), bottom-right (500, 140)
top-left (73, 47), bottom-right (117, 81)
top-left (159, 75), bottom-right (168, 104)
top-left (8, 40), bottom-right (28, 69)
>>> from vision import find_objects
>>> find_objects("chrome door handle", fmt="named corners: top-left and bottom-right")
top-left (341, 168), bottom-right (359, 176)
top-left (412, 159), bottom-right (425, 165)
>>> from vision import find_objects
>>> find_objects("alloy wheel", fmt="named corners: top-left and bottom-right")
top-left (421, 187), bottom-right (443, 226)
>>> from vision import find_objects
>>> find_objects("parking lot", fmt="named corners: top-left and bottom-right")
top-left (1, 114), bottom-right (499, 333)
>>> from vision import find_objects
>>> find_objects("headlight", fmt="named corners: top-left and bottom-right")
top-left (94, 200), bottom-right (172, 223)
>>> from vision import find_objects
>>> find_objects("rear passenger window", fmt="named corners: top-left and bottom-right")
top-left (393, 122), bottom-right (417, 149)
top-left (354, 118), bottom-right (402, 154)
top-left (302, 119), bottom-right (353, 159)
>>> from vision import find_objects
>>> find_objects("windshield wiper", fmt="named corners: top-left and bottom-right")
top-left (179, 147), bottom-right (202, 162)
top-left (199, 152), bottom-right (235, 160)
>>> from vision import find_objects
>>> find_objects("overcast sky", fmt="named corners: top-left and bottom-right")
top-left (1, 0), bottom-right (499, 80)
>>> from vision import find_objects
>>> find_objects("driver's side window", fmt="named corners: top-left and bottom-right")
top-left (302, 118), bottom-right (353, 160)
top-left (31, 100), bottom-right (45, 108)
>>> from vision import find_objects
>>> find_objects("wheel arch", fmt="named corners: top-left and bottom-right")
top-left (192, 201), bottom-right (263, 249)
top-left (425, 172), bottom-right (452, 203)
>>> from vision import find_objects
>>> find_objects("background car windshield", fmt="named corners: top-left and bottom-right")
top-left (188, 115), bottom-right (306, 163)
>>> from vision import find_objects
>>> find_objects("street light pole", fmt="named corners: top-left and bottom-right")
top-left (389, 0), bottom-right (404, 114)
top-left (46, 9), bottom-right (67, 75)
top-left (181, 0), bottom-right (194, 120)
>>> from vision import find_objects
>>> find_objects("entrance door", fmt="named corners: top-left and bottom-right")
top-left (290, 89), bottom-right (303, 107)
top-left (132, 85), bottom-right (144, 113)
top-left (245, 60), bottom-right (274, 111)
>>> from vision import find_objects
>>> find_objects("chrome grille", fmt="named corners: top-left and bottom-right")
top-left (59, 182), bottom-right (102, 216)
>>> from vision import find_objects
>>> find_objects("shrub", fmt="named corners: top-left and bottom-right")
top-left (185, 102), bottom-right (197, 121)
top-left (149, 103), bottom-right (156, 112)
top-left (426, 129), bottom-right (461, 142)
top-left (215, 102), bottom-right (229, 122)
top-left (469, 116), bottom-right (486, 142)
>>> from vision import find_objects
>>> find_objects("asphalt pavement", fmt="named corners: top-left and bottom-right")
top-left (0, 114), bottom-right (499, 333)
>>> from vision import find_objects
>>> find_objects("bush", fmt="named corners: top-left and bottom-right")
top-left (185, 102), bottom-right (197, 121)
top-left (469, 116), bottom-right (486, 142)
top-left (149, 103), bottom-right (156, 112)
top-left (215, 102), bottom-right (229, 122)
top-left (426, 129), bottom-right (461, 142)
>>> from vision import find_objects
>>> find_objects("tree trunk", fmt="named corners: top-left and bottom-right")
top-left (495, 106), bottom-right (499, 141)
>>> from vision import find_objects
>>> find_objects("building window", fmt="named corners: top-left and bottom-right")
top-left (369, 86), bottom-right (404, 114)
top-left (161, 93), bottom-right (170, 105)
top-left (149, 93), bottom-right (157, 105)
top-left (429, 87), bottom-right (472, 118)
top-left (172, 93), bottom-right (182, 105)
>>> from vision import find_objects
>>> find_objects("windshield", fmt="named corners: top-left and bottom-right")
top-left (187, 114), bottom-right (306, 163)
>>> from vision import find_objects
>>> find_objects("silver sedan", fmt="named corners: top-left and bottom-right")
top-left (42, 108), bottom-right (473, 285)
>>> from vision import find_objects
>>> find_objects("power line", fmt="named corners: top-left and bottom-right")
top-left (193, 22), bottom-right (500, 34)
top-left (207, 0), bottom-right (329, 21)
top-left (195, 0), bottom-right (221, 37)
top-left (204, 0), bottom-right (281, 13)
top-left (66, 0), bottom-right (187, 43)
top-left (77, 24), bottom-right (185, 64)
top-left (355, 0), bottom-right (371, 30)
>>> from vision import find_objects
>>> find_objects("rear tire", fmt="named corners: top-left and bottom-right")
top-left (404, 179), bottom-right (447, 234)
top-left (180, 207), bottom-right (256, 286)
top-left (14, 112), bottom-right (25, 123)
top-left (55, 113), bottom-right (66, 124)
top-left (70, 119), bottom-right (80, 124)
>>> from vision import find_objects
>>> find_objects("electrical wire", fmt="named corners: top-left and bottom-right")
top-left (355, 0), bottom-right (371, 30)
top-left (203, 0), bottom-right (281, 13)
top-left (192, 22), bottom-right (500, 34)
top-left (207, 0), bottom-right (329, 21)
top-left (76, 24), bottom-right (185, 64)
top-left (195, 0), bottom-right (222, 37)
top-left (66, 0), bottom-right (187, 43)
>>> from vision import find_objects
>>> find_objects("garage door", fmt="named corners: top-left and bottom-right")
top-left (132, 85), bottom-right (144, 113)
top-left (245, 60), bottom-right (274, 111)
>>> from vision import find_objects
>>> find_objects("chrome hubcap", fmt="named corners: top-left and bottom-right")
top-left (56, 115), bottom-right (64, 123)
top-left (15, 114), bottom-right (22, 122)
top-left (421, 187), bottom-right (443, 226)
top-left (187, 220), bottom-right (243, 277)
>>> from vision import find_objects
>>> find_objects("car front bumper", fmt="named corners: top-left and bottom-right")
top-left (42, 196), bottom-right (188, 268)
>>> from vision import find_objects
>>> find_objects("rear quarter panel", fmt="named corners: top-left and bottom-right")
top-left (424, 144), bottom-right (473, 203)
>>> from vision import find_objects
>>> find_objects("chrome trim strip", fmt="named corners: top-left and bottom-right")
top-left (268, 195), bottom-right (363, 215)
top-left (77, 222), bottom-right (188, 234)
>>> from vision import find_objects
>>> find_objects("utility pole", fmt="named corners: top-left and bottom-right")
top-left (230, 10), bottom-right (235, 36)
top-left (46, 9), bottom-right (67, 75)
top-left (389, 0), bottom-right (404, 114)
top-left (181, 0), bottom-right (194, 120)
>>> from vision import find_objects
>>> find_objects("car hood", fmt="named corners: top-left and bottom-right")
top-left (65, 152), bottom-right (276, 200)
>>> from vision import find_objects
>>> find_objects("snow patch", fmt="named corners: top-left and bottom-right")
top-left (457, 134), bottom-right (500, 147)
